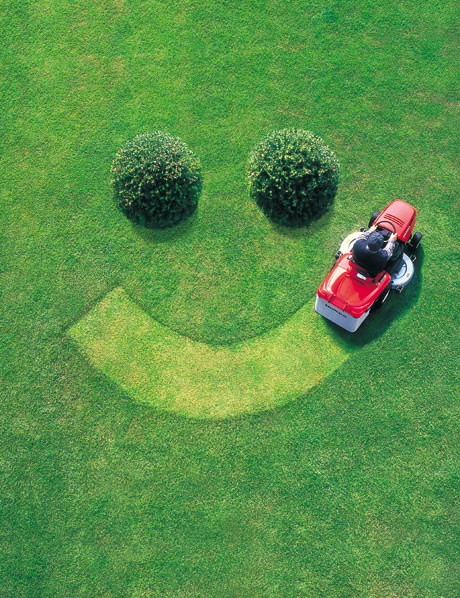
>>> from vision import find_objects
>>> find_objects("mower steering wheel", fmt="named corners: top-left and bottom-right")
top-left (374, 219), bottom-right (397, 235)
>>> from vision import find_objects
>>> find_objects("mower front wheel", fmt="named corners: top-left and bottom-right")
top-left (368, 210), bottom-right (381, 227)
top-left (409, 232), bottom-right (422, 251)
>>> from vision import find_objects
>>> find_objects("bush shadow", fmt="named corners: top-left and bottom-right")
top-left (130, 210), bottom-right (198, 245)
top-left (324, 247), bottom-right (425, 348)
top-left (269, 206), bottom-right (335, 240)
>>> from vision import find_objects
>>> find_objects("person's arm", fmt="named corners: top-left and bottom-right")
top-left (382, 233), bottom-right (397, 258)
top-left (357, 224), bottom-right (375, 241)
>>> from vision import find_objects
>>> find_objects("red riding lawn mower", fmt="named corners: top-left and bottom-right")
top-left (315, 199), bottom-right (422, 332)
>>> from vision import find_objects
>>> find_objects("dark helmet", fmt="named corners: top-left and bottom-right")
top-left (367, 231), bottom-right (385, 252)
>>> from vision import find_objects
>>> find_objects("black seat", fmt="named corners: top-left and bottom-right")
top-left (352, 242), bottom-right (387, 277)
top-left (385, 242), bottom-right (404, 275)
top-left (350, 256), bottom-right (379, 279)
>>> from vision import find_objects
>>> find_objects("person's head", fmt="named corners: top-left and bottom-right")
top-left (366, 231), bottom-right (385, 252)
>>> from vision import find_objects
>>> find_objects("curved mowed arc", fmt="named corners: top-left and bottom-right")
top-left (69, 287), bottom-right (355, 419)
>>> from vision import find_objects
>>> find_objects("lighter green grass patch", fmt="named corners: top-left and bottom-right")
top-left (69, 287), bottom-right (354, 418)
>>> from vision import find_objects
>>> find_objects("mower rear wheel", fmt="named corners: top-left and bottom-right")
top-left (371, 286), bottom-right (390, 311)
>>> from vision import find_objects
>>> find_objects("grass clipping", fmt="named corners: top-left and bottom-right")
top-left (68, 287), bottom-right (352, 419)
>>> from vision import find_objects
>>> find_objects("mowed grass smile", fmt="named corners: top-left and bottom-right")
top-left (69, 286), bottom-right (353, 418)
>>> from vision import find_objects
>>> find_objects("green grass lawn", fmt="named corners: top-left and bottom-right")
top-left (1, 0), bottom-right (459, 596)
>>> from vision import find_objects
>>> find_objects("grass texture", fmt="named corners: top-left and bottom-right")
top-left (1, 0), bottom-right (459, 596)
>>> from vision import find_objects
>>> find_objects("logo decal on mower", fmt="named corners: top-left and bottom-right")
top-left (325, 303), bottom-right (347, 319)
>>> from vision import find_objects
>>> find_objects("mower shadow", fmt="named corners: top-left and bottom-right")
top-left (324, 247), bottom-right (425, 348)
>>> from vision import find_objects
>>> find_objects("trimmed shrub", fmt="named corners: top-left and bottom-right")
top-left (111, 132), bottom-right (202, 228)
top-left (247, 128), bottom-right (339, 227)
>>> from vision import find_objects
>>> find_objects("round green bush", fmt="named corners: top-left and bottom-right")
top-left (247, 129), bottom-right (340, 227)
top-left (111, 132), bottom-right (202, 228)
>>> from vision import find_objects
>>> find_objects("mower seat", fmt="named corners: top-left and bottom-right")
top-left (385, 242), bottom-right (404, 275)
top-left (350, 256), bottom-right (379, 279)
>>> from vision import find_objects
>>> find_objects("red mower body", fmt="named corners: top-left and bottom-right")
top-left (317, 254), bottom-right (391, 319)
top-left (315, 199), bottom-right (420, 332)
